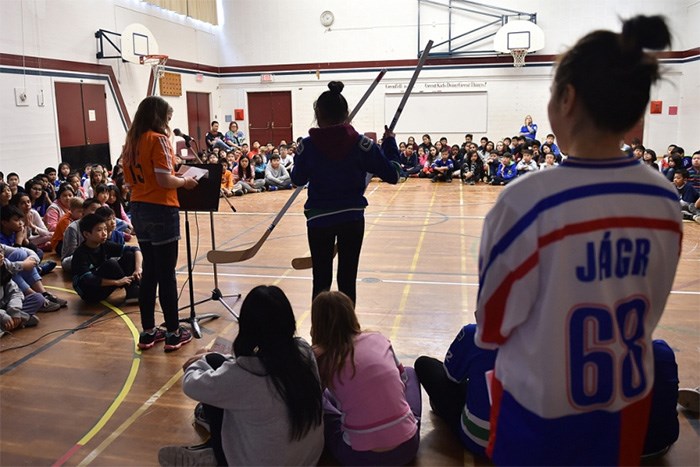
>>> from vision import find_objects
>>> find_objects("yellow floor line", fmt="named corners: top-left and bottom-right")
top-left (296, 180), bottom-right (408, 329)
top-left (79, 318), bottom-right (241, 465)
top-left (460, 184), bottom-right (470, 324)
top-left (390, 184), bottom-right (439, 342)
top-left (44, 288), bottom-right (142, 466)
top-left (77, 369), bottom-right (184, 466)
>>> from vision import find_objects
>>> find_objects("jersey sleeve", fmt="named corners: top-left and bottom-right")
top-left (290, 140), bottom-right (310, 186)
top-left (475, 196), bottom-right (540, 348)
top-left (151, 134), bottom-right (176, 175)
top-left (361, 137), bottom-right (399, 184)
top-left (444, 325), bottom-right (475, 382)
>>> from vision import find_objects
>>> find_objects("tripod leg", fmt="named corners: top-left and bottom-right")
top-left (179, 313), bottom-right (220, 338)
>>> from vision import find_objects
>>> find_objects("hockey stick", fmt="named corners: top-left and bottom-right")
top-left (348, 68), bottom-right (386, 121)
top-left (388, 40), bottom-right (433, 132)
top-left (206, 69), bottom-right (388, 265)
top-left (207, 186), bottom-right (303, 264)
top-left (291, 42), bottom-right (434, 270)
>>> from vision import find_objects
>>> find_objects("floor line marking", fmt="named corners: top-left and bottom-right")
top-left (391, 183), bottom-right (438, 342)
top-left (460, 182), bottom-right (470, 324)
top-left (77, 369), bottom-right (183, 466)
top-left (52, 299), bottom-right (142, 466)
top-left (78, 319), bottom-right (243, 465)
top-left (179, 271), bottom-right (700, 295)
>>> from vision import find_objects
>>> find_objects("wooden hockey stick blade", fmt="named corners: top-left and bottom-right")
top-left (291, 244), bottom-right (338, 270)
top-left (388, 40), bottom-right (433, 132)
top-left (207, 186), bottom-right (304, 264)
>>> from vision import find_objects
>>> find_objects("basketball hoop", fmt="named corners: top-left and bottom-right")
top-left (494, 20), bottom-right (544, 69)
top-left (510, 48), bottom-right (528, 68)
top-left (139, 54), bottom-right (168, 77)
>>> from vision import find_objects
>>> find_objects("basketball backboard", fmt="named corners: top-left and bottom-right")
top-left (494, 20), bottom-right (545, 53)
top-left (121, 23), bottom-right (159, 64)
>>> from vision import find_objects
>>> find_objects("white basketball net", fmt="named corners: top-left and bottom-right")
top-left (511, 48), bottom-right (528, 68)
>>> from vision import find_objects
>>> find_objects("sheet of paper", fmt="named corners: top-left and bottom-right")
top-left (176, 165), bottom-right (209, 181)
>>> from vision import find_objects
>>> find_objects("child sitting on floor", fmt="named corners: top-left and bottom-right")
top-left (0, 248), bottom-right (42, 336)
top-left (94, 206), bottom-right (126, 246)
top-left (106, 184), bottom-right (132, 235)
top-left (11, 191), bottom-right (52, 252)
top-left (61, 198), bottom-right (101, 273)
top-left (0, 243), bottom-right (65, 311)
top-left (264, 154), bottom-right (293, 190)
top-left (50, 196), bottom-right (84, 255)
top-left (311, 291), bottom-right (421, 466)
top-left (71, 214), bottom-right (142, 304)
top-left (1, 205), bottom-right (56, 275)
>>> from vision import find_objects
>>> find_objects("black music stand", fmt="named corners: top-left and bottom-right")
top-left (177, 163), bottom-right (241, 338)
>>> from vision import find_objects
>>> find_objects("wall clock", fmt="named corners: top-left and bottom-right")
top-left (320, 10), bottom-right (335, 27)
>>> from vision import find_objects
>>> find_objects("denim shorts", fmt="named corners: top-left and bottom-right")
top-left (130, 202), bottom-right (181, 245)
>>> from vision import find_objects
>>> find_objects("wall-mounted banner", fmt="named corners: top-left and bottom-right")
top-left (385, 81), bottom-right (487, 92)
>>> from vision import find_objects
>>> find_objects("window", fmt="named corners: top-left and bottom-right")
top-left (142, 0), bottom-right (218, 26)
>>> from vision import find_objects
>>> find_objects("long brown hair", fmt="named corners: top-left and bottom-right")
top-left (310, 291), bottom-right (361, 388)
top-left (121, 96), bottom-right (172, 167)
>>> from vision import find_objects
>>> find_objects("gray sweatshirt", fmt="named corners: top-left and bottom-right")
top-left (182, 338), bottom-right (324, 466)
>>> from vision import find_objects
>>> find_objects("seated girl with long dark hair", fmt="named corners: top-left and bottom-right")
top-left (159, 285), bottom-right (324, 466)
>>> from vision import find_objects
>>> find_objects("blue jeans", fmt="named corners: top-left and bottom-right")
top-left (130, 202), bottom-right (180, 246)
top-left (7, 249), bottom-right (41, 293)
top-left (212, 140), bottom-right (233, 152)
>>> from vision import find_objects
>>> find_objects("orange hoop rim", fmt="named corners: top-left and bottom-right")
top-left (139, 54), bottom-right (169, 65)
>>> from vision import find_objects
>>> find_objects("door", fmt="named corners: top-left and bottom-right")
top-left (247, 91), bottom-right (292, 146)
top-left (623, 118), bottom-right (644, 147)
top-left (54, 82), bottom-right (110, 171)
top-left (270, 91), bottom-right (293, 145)
top-left (186, 92), bottom-right (211, 154)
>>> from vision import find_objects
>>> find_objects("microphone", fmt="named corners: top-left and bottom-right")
top-left (174, 128), bottom-right (192, 147)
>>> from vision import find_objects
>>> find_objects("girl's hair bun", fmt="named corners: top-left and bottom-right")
top-left (328, 81), bottom-right (344, 95)
top-left (621, 15), bottom-right (671, 52)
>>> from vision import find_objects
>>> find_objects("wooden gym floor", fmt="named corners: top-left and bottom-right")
top-left (1, 180), bottom-right (698, 466)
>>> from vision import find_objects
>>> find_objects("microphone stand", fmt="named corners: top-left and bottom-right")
top-left (185, 138), bottom-right (204, 164)
top-left (177, 164), bottom-right (241, 339)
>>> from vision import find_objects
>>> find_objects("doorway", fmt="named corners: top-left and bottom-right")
top-left (247, 91), bottom-right (293, 147)
top-left (54, 82), bottom-right (110, 171)
top-left (624, 118), bottom-right (644, 147)
top-left (186, 92), bottom-right (211, 155)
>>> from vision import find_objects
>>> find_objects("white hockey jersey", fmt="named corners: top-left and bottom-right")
top-left (475, 155), bottom-right (682, 465)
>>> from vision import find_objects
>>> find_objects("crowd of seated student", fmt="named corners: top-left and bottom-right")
top-left (397, 133), bottom-right (699, 209)
top-left (0, 162), bottom-right (138, 337)
top-left (195, 138), bottom-right (299, 197)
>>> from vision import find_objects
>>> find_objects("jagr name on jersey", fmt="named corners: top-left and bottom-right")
top-left (576, 231), bottom-right (650, 282)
